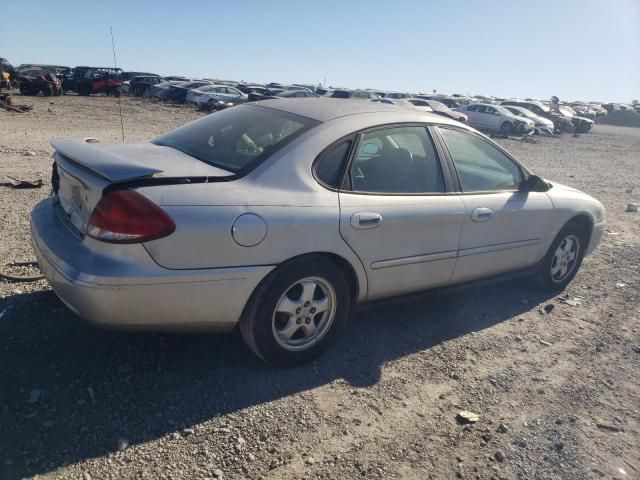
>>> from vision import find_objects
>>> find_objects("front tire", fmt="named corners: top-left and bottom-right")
top-left (240, 255), bottom-right (351, 367)
top-left (500, 122), bottom-right (513, 136)
top-left (535, 220), bottom-right (588, 291)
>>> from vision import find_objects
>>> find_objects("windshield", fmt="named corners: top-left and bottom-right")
top-left (153, 105), bottom-right (318, 173)
top-left (494, 105), bottom-right (513, 116)
top-left (560, 107), bottom-right (575, 117)
top-left (426, 100), bottom-right (448, 112)
top-left (511, 107), bottom-right (535, 118)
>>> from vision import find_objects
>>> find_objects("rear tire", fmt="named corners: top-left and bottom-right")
top-left (535, 220), bottom-right (588, 291)
top-left (240, 255), bottom-right (351, 367)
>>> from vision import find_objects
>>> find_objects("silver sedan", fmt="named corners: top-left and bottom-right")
top-left (31, 99), bottom-right (606, 366)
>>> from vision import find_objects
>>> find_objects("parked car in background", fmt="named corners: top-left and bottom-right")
top-left (61, 66), bottom-right (89, 93)
top-left (326, 89), bottom-right (381, 100)
top-left (500, 100), bottom-right (574, 133)
top-left (164, 76), bottom-right (190, 82)
top-left (436, 97), bottom-right (462, 109)
top-left (396, 98), bottom-right (434, 112)
top-left (384, 92), bottom-right (414, 99)
top-left (75, 67), bottom-right (123, 97)
top-left (162, 80), bottom-right (213, 103)
top-left (186, 84), bottom-right (248, 107)
top-left (236, 83), bottom-right (268, 94)
top-left (503, 105), bottom-right (554, 135)
top-left (249, 88), bottom-right (317, 101)
top-left (457, 103), bottom-right (534, 135)
top-left (129, 75), bottom-right (165, 96)
top-left (414, 99), bottom-right (468, 123)
top-left (559, 106), bottom-right (594, 133)
top-left (32, 99), bottom-right (605, 366)
top-left (18, 69), bottom-right (63, 96)
top-left (569, 102), bottom-right (597, 120)
top-left (122, 71), bottom-right (159, 81)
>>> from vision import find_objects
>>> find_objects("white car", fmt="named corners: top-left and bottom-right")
top-left (457, 103), bottom-right (535, 136)
top-left (186, 84), bottom-right (248, 107)
top-left (503, 105), bottom-right (555, 135)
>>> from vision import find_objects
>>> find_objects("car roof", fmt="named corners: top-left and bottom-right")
top-left (253, 98), bottom-right (459, 124)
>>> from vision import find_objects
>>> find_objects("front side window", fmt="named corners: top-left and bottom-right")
top-left (349, 126), bottom-right (444, 194)
top-left (154, 105), bottom-right (318, 173)
top-left (439, 128), bottom-right (523, 192)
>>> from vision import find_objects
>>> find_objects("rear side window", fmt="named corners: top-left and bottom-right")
top-left (154, 105), bottom-right (318, 173)
top-left (315, 140), bottom-right (353, 188)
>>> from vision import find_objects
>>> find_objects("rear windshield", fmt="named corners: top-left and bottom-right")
top-left (153, 105), bottom-right (318, 173)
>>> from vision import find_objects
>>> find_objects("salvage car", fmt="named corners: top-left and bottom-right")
top-left (456, 103), bottom-right (534, 135)
top-left (161, 80), bottom-right (213, 103)
top-left (129, 75), bottom-right (166, 96)
top-left (185, 84), bottom-right (248, 107)
top-left (500, 100), bottom-right (574, 133)
top-left (503, 105), bottom-right (554, 135)
top-left (413, 99), bottom-right (468, 123)
top-left (31, 99), bottom-right (605, 366)
top-left (326, 89), bottom-right (381, 100)
top-left (18, 69), bottom-right (63, 96)
top-left (76, 67), bottom-right (123, 97)
top-left (559, 106), bottom-right (594, 133)
top-left (249, 88), bottom-right (317, 101)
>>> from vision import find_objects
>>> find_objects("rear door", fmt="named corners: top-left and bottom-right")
top-left (336, 125), bottom-right (467, 300)
top-left (464, 105), bottom-right (483, 128)
top-left (436, 127), bottom-right (553, 282)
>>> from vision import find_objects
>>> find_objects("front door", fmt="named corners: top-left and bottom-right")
top-left (437, 127), bottom-right (553, 283)
top-left (337, 125), bottom-right (467, 300)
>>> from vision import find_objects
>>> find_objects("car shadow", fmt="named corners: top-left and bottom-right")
top-left (0, 279), bottom-right (554, 478)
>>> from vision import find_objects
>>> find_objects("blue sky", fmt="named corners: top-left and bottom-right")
top-left (2, 0), bottom-right (638, 102)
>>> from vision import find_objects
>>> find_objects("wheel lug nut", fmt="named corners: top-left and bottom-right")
top-left (296, 318), bottom-right (302, 324)
top-left (305, 317), bottom-right (311, 324)
top-left (310, 308), bottom-right (316, 314)
top-left (296, 308), bottom-right (301, 314)
top-left (304, 301), bottom-right (310, 307)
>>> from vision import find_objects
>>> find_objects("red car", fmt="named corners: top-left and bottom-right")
top-left (76, 67), bottom-right (123, 97)
top-left (18, 69), bottom-right (63, 96)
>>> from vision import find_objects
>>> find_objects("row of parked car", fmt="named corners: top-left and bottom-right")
top-left (3, 59), bottom-right (638, 137)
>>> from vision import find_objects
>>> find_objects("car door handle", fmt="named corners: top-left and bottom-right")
top-left (471, 207), bottom-right (494, 222)
top-left (351, 212), bottom-right (383, 229)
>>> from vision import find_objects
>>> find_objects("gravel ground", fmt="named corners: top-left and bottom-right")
top-left (0, 95), bottom-right (639, 480)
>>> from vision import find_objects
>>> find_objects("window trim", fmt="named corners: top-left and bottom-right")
top-left (311, 134), bottom-right (357, 190)
top-left (340, 123), bottom-right (455, 196)
top-left (433, 125), bottom-right (531, 194)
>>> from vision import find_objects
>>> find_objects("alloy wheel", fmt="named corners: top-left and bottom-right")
top-left (550, 234), bottom-right (580, 283)
top-left (272, 276), bottom-right (337, 351)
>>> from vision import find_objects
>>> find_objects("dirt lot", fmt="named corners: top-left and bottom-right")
top-left (0, 95), bottom-right (638, 480)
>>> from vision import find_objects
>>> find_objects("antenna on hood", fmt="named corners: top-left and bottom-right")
top-left (110, 26), bottom-right (125, 142)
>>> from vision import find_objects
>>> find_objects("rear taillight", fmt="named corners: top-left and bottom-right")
top-left (87, 190), bottom-right (175, 244)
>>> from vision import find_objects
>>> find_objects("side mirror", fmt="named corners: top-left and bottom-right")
top-left (520, 174), bottom-right (550, 192)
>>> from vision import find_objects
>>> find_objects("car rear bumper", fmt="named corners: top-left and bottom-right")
top-left (30, 198), bottom-right (274, 331)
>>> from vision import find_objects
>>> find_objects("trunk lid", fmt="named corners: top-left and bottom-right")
top-left (51, 137), bottom-right (232, 236)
